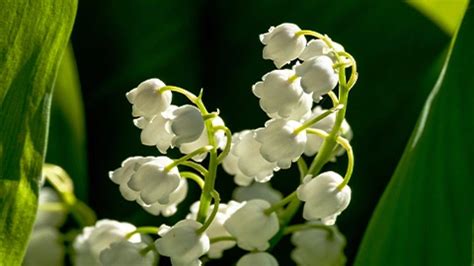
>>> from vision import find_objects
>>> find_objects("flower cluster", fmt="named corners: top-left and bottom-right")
top-left (29, 22), bottom-right (358, 266)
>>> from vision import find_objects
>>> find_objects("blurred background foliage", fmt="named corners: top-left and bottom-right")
top-left (42, 0), bottom-right (471, 264)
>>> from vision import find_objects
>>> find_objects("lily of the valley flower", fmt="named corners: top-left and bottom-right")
top-left (291, 222), bottom-right (346, 266)
top-left (256, 119), bottom-right (307, 169)
top-left (295, 55), bottom-right (339, 102)
top-left (155, 219), bottom-right (210, 266)
top-left (137, 178), bottom-right (188, 217)
top-left (224, 199), bottom-right (279, 251)
top-left (126, 78), bottom-right (172, 118)
top-left (232, 182), bottom-right (283, 205)
top-left (299, 39), bottom-right (345, 62)
top-left (99, 239), bottom-right (157, 266)
top-left (237, 252), bottom-right (279, 266)
top-left (252, 69), bottom-right (312, 120)
top-left (260, 23), bottom-right (307, 68)
top-left (168, 105), bottom-right (205, 146)
top-left (127, 156), bottom-right (181, 205)
top-left (296, 172), bottom-right (351, 225)
top-left (23, 227), bottom-right (64, 266)
top-left (73, 219), bottom-right (142, 266)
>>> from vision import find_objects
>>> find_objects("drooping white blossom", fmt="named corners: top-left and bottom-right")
top-left (34, 187), bottom-right (67, 229)
top-left (73, 219), bottom-right (142, 266)
top-left (291, 222), bottom-right (346, 266)
top-left (127, 156), bottom-right (181, 205)
top-left (237, 252), bottom-right (279, 266)
top-left (224, 199), bottom-right (279, 251)
top-left (260, 23), bottom-right (307, 68)
top-left (23, 227), bottom-right (65, 266)
top-left (231, 130), bottom-right (279, 183)
top-left (155, 219), bottom-right (210, 266)
top-left (126, 78), bottom-right (172, 118)
top-left (233, 182), bottom-right (283, 205)
top-left (187, 201), bottom-right (243, 258)
top-left (99, 239), bottom-right (157, 266)
top-left (296, 172), bottom-right (351, 225)
top-left (138, 178), bottom-right (188, 217)
top-left (167, 104), bottom-right (205, 146)
top-left (252, 69), bottom-right (312, 120)
top-left (179, 116), bottom-right (226, 162)
top-left (135, 105), bottom-right (177, 153)
top-left (299, 39), bottom-right (345, 62)
top-left (109, 156), bottom-right (156, 202)
top-left (222, 130), bottom-right (254, 186)
top-left (256, 119), bottom-right (307, 169)
top-left (295, 55), bottom-right (338, 102)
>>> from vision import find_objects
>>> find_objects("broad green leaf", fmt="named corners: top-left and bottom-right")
top-left (355, 4), bottom-right (473, 265)
top-left (408, 0), bottom-right (468, 34)
top-left (0, 0), bottom-right (77, 263)
top-left (47, 44), bottom-right (88, 200)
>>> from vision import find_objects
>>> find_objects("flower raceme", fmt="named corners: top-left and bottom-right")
top-left (102, 22), bottom-right (357, 266)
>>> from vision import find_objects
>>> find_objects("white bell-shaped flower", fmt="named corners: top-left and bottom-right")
top-left (179, 116), bottom-right (226, 162)
top-left (126, 78), bottom-right (172, 118)
top-left (224, 199), bottom-right (279, 251)
top-left (260, 23), bottom-right (307, 68)
top-left (294, 55), bottom-right (338, 102)
top-left (73, 219), bottom-right (141, 266)
top-left (237, 252), bottom-right (279, 266)
top-left (252, 69), bottom-right (312, 120)
top-left (99, 239), bottom-right (157, 266)
top-left (232, 130), bottom-right (279, 183)
top-left (167, 104), bottom-right (205, 146)
top-left (23, 227), bottom-right (64, 266)
top-left (34, 187), bottom-right (67, 229)
top-left (155, 219), bottom-right (210, 266)
top-left (299, 39), bottom-right (345, 62)
top-left (127, 156), bottom-right (181, 205)
top-left (138, 178), bottom-right (188, 217)
top-left (296, 172), bottom-right (351, 225)
top-left (187, 201), bottom-right (243, 259)
top-left (233, 182), bottom-right (283, 205)
top-left (135, 105), bottom-right (177, 153)
top-left (109, 156), bottom-right (155, 202)
top-left (291, 222), bottom-right (346, 266)
top-left (256, 119), bottom-right (307, 169)
top-left (222, 130), bottom-right (254, 186)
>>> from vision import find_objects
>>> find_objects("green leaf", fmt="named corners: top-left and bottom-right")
top-left (355, 4), bottom-right (473, 266)
top-left (408, 0), bottom-right (468, 34)
top-left (0, 0), bottom-right (77, 263)
top-left (47, 44), bottom-right (88, 200)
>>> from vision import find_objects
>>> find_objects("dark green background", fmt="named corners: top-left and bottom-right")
top-left (62, 0), bottom-right (449, 264)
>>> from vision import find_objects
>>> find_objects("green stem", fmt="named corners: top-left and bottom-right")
top-left (215, 126), bottom-right (232, 163)
top-left (210, 236), bottom-right (236, 244)
top-left (327, 91), bottom-right (339, 106)
top-left (126, 226), bottom-right (160, 239)
top-left (180, 171), bottom-right (205, 189)
top-left (159, 85), bottom-right (198, 103)
top-left (296, 157), bottom-right (308, 182)
top-left (335, 137), bottom-right (354, 189)
top-left (293, 104), bottom-right (344, 134)
top-left (180, 161), bottom-right (208, 176)
top-left (197, 191), bottom-right (220, 234)
top-left (264, 191), bottom-right (297, 215)
top-left (165, 145), bottom-right (213, 171)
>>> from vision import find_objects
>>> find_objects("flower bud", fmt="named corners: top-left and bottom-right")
top-left (73, 219), bottom-right (141, 266)
top-left (35, 187), bottom-right (66, 229)
top-left (297, 172), bottom-right (351, 225)
top-left (168, 105), bottom-right (204, 146)
top-left (256, 119), bottom-right (307, 169)
top-left (294, 55), bottom-right (338, 102)
top-left (224, 199), bottom-right (279, 251)
top-left (260, 23), bottom-right (307, 68)
top-left (232, 182), bottom-right (283, 205)
top-left (127, 156), bottom-right (181, 205)
top-left (252, 69), bottom-right (312, 120)
top-left (23, 227), bottom-right (64, 266)
top-left (99, 239), bottom-right (157, 266)
top-left (126, 78), bottom-right (172, 118)
top-left (237, 252), bottom-right (279, 266)
top-left (155, 220), bottom-right (210, 266)
top-left (291, 222), bottom-right (346, 266)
